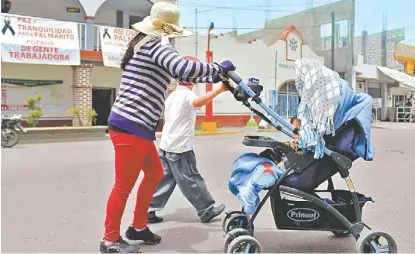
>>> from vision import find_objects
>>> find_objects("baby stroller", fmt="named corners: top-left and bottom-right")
top-left (220, 71), bottom-right (397, 253)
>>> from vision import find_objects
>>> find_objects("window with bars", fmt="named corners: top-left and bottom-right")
top-left (277, 81), bottom-right (300, 119)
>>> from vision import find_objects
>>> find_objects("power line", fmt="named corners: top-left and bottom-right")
top-left (179, 2), bottom-right (345, 15)
top-left (184, 25), bottom-right (323, 30)
top-left (178, 0), bottom-right (341, 8)
top-left (178, 0), bottom-right (355, 15)
top-left (184, 24), bottom-right (415, 32)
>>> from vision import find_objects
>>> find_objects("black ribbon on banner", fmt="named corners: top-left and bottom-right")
top-left (2, 18), bottom-right (15, 36)
top-left (103, 28), bottom-right (111, 39)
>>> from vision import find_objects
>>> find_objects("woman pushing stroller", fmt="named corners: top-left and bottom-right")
top-left (100, 2), bottom-right (235, 253)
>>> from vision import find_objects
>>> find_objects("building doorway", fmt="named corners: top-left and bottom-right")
top-left (92, 88), bottom-right (116, 126)
top-left (276, 81), bottom-right (299, 119)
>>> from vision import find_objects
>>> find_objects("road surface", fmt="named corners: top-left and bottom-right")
top-left (2, 128), bottom-right (415, 253)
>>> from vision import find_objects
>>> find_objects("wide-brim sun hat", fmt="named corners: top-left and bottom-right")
top-left (131, 1), bottom-right (193, 38)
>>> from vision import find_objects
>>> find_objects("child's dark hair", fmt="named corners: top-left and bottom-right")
top-left (120, 32), bottom-right (147, 71)
top-left (290, 115), bottom-right (298, 124)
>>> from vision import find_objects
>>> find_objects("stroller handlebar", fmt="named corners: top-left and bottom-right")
top-left (224, 71), bottom-right (297, 135)
top-left (226, 71), bottom-right (243, 85)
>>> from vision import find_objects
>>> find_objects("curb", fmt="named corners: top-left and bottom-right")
top-left (19, 126), bottom-right (108, 144)
top-left (371, 125), bottom-right (389, 130)
top-left (257, 129), bottom-right (281, 133)
top-left (105, 131), bottom-right (243, 139)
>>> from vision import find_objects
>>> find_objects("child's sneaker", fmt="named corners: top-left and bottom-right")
top-left (148, 211), bottom-right (164, 224)
top-left (99, 236), bottom-right (141, 253)
top-left (201, 204), bottom-right (226, 223)
top-left (125, 227), bottom-right (161, 245)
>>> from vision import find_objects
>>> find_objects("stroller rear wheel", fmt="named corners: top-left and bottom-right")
top-left (331, 230), bottom-right (351, 237)
top-left (356, 230), bottom-right (397, 253)
top-left (227, 235), bottom-right (262, 254)
top-left (224, 213), bottom-right (249, 233)
top-left (224, 228), bottom-right (248, 253)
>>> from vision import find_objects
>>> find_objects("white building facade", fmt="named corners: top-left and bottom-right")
top-left (174, 25), bottom-right (324, 125)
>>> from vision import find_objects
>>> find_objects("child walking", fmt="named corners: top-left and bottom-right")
top-left (148, 79), bottom-right (231, 224)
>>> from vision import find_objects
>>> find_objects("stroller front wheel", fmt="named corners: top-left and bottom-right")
top-left (356, 230), bottom-right (397, 253)
top-left (226, 235), bottom-right (262, 254)
top-left (224, 228), bottom-right (249, 253)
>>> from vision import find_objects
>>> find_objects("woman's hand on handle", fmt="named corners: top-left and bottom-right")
top-left (211, 60), bottom-right (236, 84)
top-left (220, 61), bottom-right (236, 73)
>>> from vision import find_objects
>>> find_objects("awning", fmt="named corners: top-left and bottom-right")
top-left (377, 66), bottom-right (415, 91)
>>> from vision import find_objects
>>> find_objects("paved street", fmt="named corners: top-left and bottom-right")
top-left (2, 128), bottom-right (415, 253)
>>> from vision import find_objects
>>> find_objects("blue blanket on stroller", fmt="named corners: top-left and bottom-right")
top-left (229, 153), bottom-right (286, 215)
top-left (229, 79), bottom-right (375, 215)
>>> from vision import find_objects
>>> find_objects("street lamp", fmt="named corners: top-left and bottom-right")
top-left (205, 21), bottom-right (214, 123)
top-left (207, 22), bottom-right (214, 53)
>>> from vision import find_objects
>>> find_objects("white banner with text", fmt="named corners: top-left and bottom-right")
top-left (1, 14), bottom-right (80, 65)
top-left (100, 26), bottom-right (136, 68)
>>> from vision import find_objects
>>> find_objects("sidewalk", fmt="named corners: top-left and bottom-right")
top-left (371, 121), bottom-right (415, 131)
top-left (150, 121), bottom-right (415, 139)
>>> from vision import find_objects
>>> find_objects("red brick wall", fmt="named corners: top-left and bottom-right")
top-left (72, 64), bottom-right (93, 127)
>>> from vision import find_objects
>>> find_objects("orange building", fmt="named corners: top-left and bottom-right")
top-left (394, 41), bottom-right (415, 75)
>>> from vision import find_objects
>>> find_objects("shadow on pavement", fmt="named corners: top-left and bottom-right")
top-left (147, 208), bottom-right (355, 253)
top-left (160, 207), bottom-right (222, 224)
top-left (140, 225), bottom-right (223, 253)
top-left (253, 230), bottom-right (355, 253)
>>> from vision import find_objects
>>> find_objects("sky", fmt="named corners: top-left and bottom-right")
top-left (176, 0), bottom-right (415, 43)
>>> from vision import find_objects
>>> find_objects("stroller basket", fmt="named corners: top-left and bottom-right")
top-left (271, 189), bottom-right (369, 231)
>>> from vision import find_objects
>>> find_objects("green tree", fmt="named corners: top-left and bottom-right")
top-left (26, 95), bottom-right (43, 127)
top-left (67, 106), bottom-right (98, 126)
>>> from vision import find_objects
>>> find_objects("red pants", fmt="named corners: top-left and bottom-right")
top-left (104, 130), bottom-right (163, 242)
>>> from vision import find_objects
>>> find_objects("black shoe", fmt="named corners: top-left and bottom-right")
top-left (125, 226), bottom-right (161, 245)
top-left (148, 211), bottom-right (163, 224)
top-left (99, 236), bottom-right (141, 253)
top-left (201, 204), bottom-right (226, 223)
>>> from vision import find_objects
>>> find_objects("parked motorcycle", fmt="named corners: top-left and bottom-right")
top-left (1, 114), bottom-right (26, 148)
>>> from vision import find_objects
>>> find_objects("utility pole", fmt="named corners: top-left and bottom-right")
top-left (382, 10), bottom-right (387, 67)
top-left (350, 0), bottom-right (356, 66)
top-left (195, 8), bottom-right (198, 58)
top-left (362, 30), bottom-right (368, 64)
top-left (306, 0), bottom-right (314, 9)
top-left (232, 11), bottom-right (237, 34)
top-left (265, 0), bottom-right (271, 22)
top-left (331, 12), bottom-right (335, 71)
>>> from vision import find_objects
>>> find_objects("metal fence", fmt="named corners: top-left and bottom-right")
top-left (396, 107), bottom-right (414, 122)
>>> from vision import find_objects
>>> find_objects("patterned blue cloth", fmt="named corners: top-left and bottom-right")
top-left (294, 59), bottom-right (342, 159)
top-left (294, 58), bottom-right (374, 160)
top-left (228, 153), bottom-right (285, 215)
